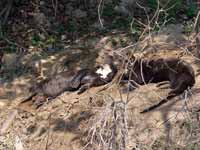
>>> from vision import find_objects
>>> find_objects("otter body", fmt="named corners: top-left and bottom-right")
top-left (32, 69), bottom-right (90, 98)
top-left (22, 69), bottom-right (90, 107)
top-left (123, 58), bottom-right (195, 88)
top-left (22, 55), bottom-right (117, 107)
top-left (122, 57), bottom-right (195, 113)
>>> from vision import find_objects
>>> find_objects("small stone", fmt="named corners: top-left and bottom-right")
top-left (61, 35), bottom-right (66, 40)
top-left (92, 20), bottom-right (105, 29)
top-left (65, 5), bottom-right (73, 16)
top-left (47, 44), bottom-right (56, 52)
top-left (182, 14), bottom-right (188, 20)
top-left (40, 1), bottom-right (45, 5)
top-left (34, 12), bottom-right (50, 27)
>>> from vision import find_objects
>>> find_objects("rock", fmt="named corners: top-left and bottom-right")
top-left (114, 0), bottom-right (147, 17)
top-left (34, 13), bottom-right (50, 27)
top-left (47, 44), bottom-right (56, 53)
top-left (38, 33), bottom-right (46, 40)
top-left (65, 5), bottom-right (73, 16)
top-left (114, 5), bottom-right (129, 16)
top-left (39, 1), bottom-right (45, 6)
top-left (61, 35), bottom-right (67, 40)
top-left (182, 14), bottom-right (188, 20)
top-left (92, 20), bottom-right (105, 29)
top-left (73, 9), bottom-right (87, 19)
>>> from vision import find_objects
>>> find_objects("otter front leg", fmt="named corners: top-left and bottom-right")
top-left (156, 81), bottom-right (170, 89)
top-left (77, 83), bottom-right (91, 94)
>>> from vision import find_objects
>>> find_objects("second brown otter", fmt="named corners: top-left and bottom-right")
top-left (121, 57), bottom-right (195, 113)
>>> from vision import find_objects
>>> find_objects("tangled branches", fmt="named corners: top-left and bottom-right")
top-left (0, 0), bottom-right (14, 24)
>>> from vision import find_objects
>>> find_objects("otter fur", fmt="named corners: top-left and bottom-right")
top-left (122, 57), bottom-right (195, 113)
top-left (21, 55), bottom-right (117, 107)
top-left (21, 69), bottom-right (90, 107)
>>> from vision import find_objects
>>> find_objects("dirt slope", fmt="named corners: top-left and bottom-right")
top-left (0, 25), bottom-right (200, 150)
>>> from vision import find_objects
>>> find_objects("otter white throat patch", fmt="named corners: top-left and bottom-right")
top-left (96, 64), bottom-right (112, 79)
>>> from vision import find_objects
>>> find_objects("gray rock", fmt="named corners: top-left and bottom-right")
top-left (34, 12), bottom-right (50, 27)
top-left (65, 4), bottom-right (73, 16)
top-left (61, 35), bottom-right (67, 40)
top-left (73, 9), bottom-right (87, 19)
top-left (40, 1), bottom-right (45, 6)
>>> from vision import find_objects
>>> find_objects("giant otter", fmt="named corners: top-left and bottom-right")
top-left (21, 55), bottom-right (117, 107)
top-left (121, 57), bottom-right (195, 113)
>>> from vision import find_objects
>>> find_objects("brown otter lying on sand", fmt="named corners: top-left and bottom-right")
top-left (21, 69), bottom-right (90, 107)
top-left (21, 55), bottom-right (117, 107)
top-left (121, 57), bottom-right (195, 113)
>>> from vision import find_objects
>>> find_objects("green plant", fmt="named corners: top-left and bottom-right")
top-left (6, 45), bottom-right (17, 53)
top-left (148, 0), bottom-right (179, 16)
top-left (66, 20), bottom-right (78, 33)
top-left (46, 36), bottom-right (56, 44)
top-left (102, 4), bottom-right (115, 17)
top-left (112, 17), bottom-right (132, 29)
top-left (55, 24), bottom-right (65, 34)
top-left (31, 34), bottom-right (42, 46)
top-left (185, 3), bottom-right (197, 18)
top-left (148, 0), bottom-right (157, 10)
top-left (148, 0), bottom-right (197, 18)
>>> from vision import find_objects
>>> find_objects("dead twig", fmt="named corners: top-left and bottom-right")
top-left (98, 0), bottom-right (104, 28)
top-left (51, 0), bottom-right (58, 18)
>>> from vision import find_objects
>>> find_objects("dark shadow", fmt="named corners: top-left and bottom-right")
top-left (153, 89), bottom-right (196, 149)
top-left (52, 110), bottom-right (93, 133)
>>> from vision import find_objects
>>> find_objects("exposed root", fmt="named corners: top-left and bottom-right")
top-left (84, 96), bottom-right (128, 150)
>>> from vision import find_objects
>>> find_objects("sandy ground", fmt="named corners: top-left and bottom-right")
top-left (1, 25), bottom-right (200, 150)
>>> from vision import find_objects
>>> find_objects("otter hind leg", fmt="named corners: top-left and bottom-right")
top-left (71, 69), bottom-right (89, 89)
top-left (141, 78), bottom-right (188, 113)
top-left (140, 99), bottom-right (168, 113)
top-left (77, 83), bottom-right (91, 94)
top-left (140, 93), bottom-right (177, 113)
top-left (32, 94), bottom-right (47, 108)
top-left (156, 81), bottom-right (170, 88)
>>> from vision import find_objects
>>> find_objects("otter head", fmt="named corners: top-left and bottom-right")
top-left (96, 64), bottom-right (112, 79)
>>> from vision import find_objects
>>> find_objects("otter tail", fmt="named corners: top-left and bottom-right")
top-left (140, 94), bottom-right (176, 113)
